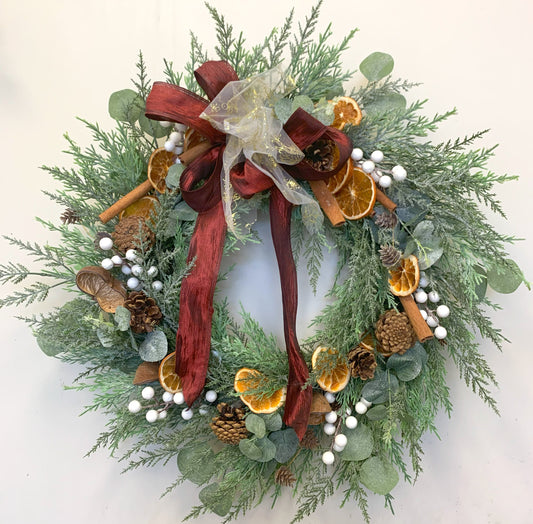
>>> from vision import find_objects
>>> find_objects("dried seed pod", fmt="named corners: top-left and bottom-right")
top-left (75, 266), bottom-right (127, 313)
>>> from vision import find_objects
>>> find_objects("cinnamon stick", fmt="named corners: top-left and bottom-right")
top-left (376, 188), bottom-right (397, 212)
top-left (309, 180), bottom-right (346, 227)
top-left (399, 294), bottom-right (434, 342)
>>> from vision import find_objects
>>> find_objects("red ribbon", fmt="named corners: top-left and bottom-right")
top-left (145, 61), bottom-right (352, 438)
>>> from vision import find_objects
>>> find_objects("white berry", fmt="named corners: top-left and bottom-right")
top-left (173, 392), bottom-right (185, 405)
top-left (145, 409), bottom-right (158, 423)
top-left (162, 391), bottom-right (173, 403)
top-left (361, 398), bottom-right (373, 408)
top-left (111, 255), bottom-right (122, 265)
top-left (158, 410), bottom-right (168, 420)
top-left (419, 309), bottom-right (428, 320)
top-left (434, 326), bottom-right (448, 340)
top-left (428, 291), bottom-right (440, 303)
top-left (169, 131), bottom-right (181, 144)
top-left (121, 265), bottom-right (132, 275)
top-left (131, 264), bottom-right (143, 277)
top-left (426, 316), bottom-right (439, 328)
top-left (345, 407), bottom-right (352, 416)
top-left (147, 266), bottom-right (158, 277)
top-left (378, 175), bottom-right (392, 188)
top-left (174, 123), bottom-right (187, 132)
top-left (322, 451), bottom-right (335, 465)
top-left (351, 148), bottom-right (364, 161)
top-left (128, 400), bottom-right (142, 413)
top-left (362, 160), bottom-right (375, 174)
top-left (127, 277), bottom-right (140, 289)
top-left (371, 170), bottom-right (381, 183)
top-left (414, 290), bottom-right (428, 303)
top-left (159, 120), bottom-right (172, 128)
top-left (334, 434), bottom-right (348, 448)
top-left (333, 443), bottom-right (345, 452)
top-left (205, 390), bottom-right (218, 403)
top-left (355, 402), bottom-right (368, 415)
top-left (345, 416), bottom-right (358, 429)
top-left (125, 249), bottom-right (137, 262)
top-left (436, 305), bottom-right (450, 318)
top-left (152, 280), bottom-right (163, 291)
top-left (141, 386), bottom-right (155, 400)
top-left (324, 392), bottom-right (336, 403)
top-left (391, 165), bottom-right (407, 181)
top-left (99, 237), bottom-right (113, 251)
top-left (419, 276), bottom-right (429, 288)
top-left (370, 150), bottom-right (384, 163)
top-left (323, 423), bottom-right (336, 435)
top-left (181, 408), bottom-right (193, 420)
top-left (325, 411), bottom-right (338, 424)
top-left (101, 258), bottom-right (114, 270)
top-left (164, 140), bottom-right (175, 152)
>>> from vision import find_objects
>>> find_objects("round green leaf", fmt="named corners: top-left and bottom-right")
top-left (239, 438), bottom-right (263, 461)
top-left (108, 89), bottom-right (144, 123)
top-left (174, 200), bottom-right (198, 222)
top-left (274, 97), bottom-right (293, 124)
top-left (269, 428), bottom-right (299, 463)
top-left (361, 371), bottom-right (399, 404)
top-left (96, 325), bottom-right (115, 348)
top-left (340, 423), bottom-right (373, 462)
top-left (387, 343), bottom-right (427, 382)
top-left (114, 305), bottom-right (131, 331)
top-left (138, 330), bottom-right (168, 362)
top-left (291, 95), bottom-right (314, 114)
top-left (199, 483), bottom-right (232, 517)
top-left (360, 52), bottom-right (394, 82)
top-left (165, 163), bottom-right (184, 190)
top-left (177, 444), bottom-right (215, 485)
top-left (254, 436), bottom-right (277, 462)
top-left (138, 113), bottom-right (170, 138)
top-left (360, 456), bottom-right (399, 495)
top-left (36, 333), bottom-right (63, 356)
top-left (262, 412), bottom-right (283, 432)
top-left (364, 93), bottom-right (406, 116)
top-left (487, 259), bottom-right (523, 294)
top-left (474, 265), bottom-right (488, 301)
top-left (245, 413), bottom-right (266, 438)
top-left (365, 405), bottom-right (387, 421)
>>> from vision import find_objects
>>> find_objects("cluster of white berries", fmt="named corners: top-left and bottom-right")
top-left (321, 393), bottom-right (373, 466)
top-left (163, 123), bottom-right (187, 162)
top-left (350, 148), bottom-right (407, 189)
top-left (98, 239), bottom-right (163, 293)
top-left (414, 271), bottom-right (449, 340)
top-left (127, 386), bottom-right (218, 423)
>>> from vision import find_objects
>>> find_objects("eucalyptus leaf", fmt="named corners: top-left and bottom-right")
top-left (114, 306), bottom-right (131, 331)
top-left (474, 265), bottom-right (488, 301)
top-left (175, 200), bottom-right (198, 221)
top-left (199, 483), bottom-right (232, 517)
top-left (269, 428), bottom-right (299, 463)
top-left (246, 413), bottom-right (266, 438)
top-left (254, 436), bottom-right (277, 462)
top-left (407, 220), bottom-right (443, 269)
top-left (291, 95), bottom-right (314, 114)
top-left (387, 342), bottom-right (427, 382)
top-left (165, 163), bottom-right (184, 190)
top-left (360, 52), bottom-right (394, 82)
top-left (360, 456), bottom-right (399, 495)
top-left (487, 259), bottom-right (523, 294)
top-left (395, 204), bottom-right (427, 227)
top-left (177, 443), bottom-right (216, 485)
top-left (138, 330), bottom-right (168, 362)
top-left (364, 93), bottom-right (406, 116)
top-left (274, 98), bottom-right (293, 123)
top-left (262, 412), bottom-right (283, 432)
top-left (340, 423), bottom-right (373, 462)
top-left (96, 325), bottom-right (115, 348)
top-left (108, 89), bottom-right (143, 123)
top-left (365, 405), bottom-right (388, 421)
top-left (138, 113), bottom-right (169, 138)
top-left (36, 333), bottom-right (63, 356)
top-left (361, 371), bottom-right (399, 404)
top-left (239, 438), bottom-right (263, 461)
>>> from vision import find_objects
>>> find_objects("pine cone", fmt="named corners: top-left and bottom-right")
top-left (60, 208), bottom-right (80, 224)
top-left (300, 428), bottom-right (319, 450)
top-left (375, 310), bottom-right (416, 357)
top-left (210, 403), bottom-right (248, 445)
top-left (348, 344), bottom-right (377, 380)
top-left (379, 245), bottom-right (402, 269)
top-left (112, 216), bottom-right (155, 253)
top-left (375, 211), bottom-right (398, 229)
top-left (124, 291), bottom-right (162, 333)
top-left (275, 466), bottom-right (296, 487)
top-left (303, 139), bottom-right (336, 171)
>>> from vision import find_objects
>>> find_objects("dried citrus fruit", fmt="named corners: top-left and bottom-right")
top-left (326, 158), bottom-right (351, 194)
top-left (234, 368), bottom-right (286, 414)
top-left (311, 346), bottom-right (350, 393)
top-left (158, 352), bottom-right (182, 394)
top-left (184, 127), bottom-right (209, 151)
top-left (334, 165), bottom-right (376, 220)
top-left (147, 148), bottom-right (176, 193)
top-left (388, 255), bottom-right (420, 296)
top-left (331, 96), bottom-right (362, 130)
top-left (119, 195), bottom-right (158, 220)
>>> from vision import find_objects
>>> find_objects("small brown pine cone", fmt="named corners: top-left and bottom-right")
top-left (300, 428), bottom-right (319, 450)
top-left (303, 139), bottom-right (337, 171)
top-left (348, 345), bottom-right (377, 380)
top-left (379, 245), bottom-right (402, 269)
top-left (374, 211), bottom-right (398, 229)
top-left (60, 208), bottom-right (80, 225)
top-left (375, 310), bottom-right (416, 357)
top-left (112, 216), bottom-right (155, 253)
top-left (210, 403), bottom-right (248, 445)
top-left (275, 466), bottom-right (296, 487)
top-left (124, 291), bottom-right (162, 333)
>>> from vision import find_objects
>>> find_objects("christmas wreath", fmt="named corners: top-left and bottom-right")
top-left (1, 3), bottom-right (527, 522)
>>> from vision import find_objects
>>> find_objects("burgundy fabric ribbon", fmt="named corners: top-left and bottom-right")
top-left (145, 61), bottom-right (351, 438)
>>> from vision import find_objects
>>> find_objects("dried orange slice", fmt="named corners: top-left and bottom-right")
top-left (311, 346), bottom-right (350, 393)
top-left (334, 165), bottom-right (376, 220)
top-left (184, 127), bottom-right (208, 152)
top-left (147, 148), bottom-right (176, 193)
top-left (158, 352), bottom-right (182, 394)
top-left (331, 96), bottom-right (362, 130)
top-left (389, 255), bottom-right (420, 296)
top-left (119, 195), bottom-right (158, 220)
top-left (326, 158), bottom-right (352, 194)
top-left (234, 368), bottom-right (286, 414)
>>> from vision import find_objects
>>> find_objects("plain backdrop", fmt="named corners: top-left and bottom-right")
top-left (1, 1), bottom-right (532, 523)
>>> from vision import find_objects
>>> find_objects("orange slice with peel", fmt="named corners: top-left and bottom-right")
top-left (119, 195), bottom-right (158, 220)
top-left (311, 346), bottom-right (350, 393)
top-left (234, 368), bottom-right (286, 414)
top-left (334, 165), bottom-right (377, 220)
top-left (147, 148), bottom-right (176, 193)
top-left (331, 96), bottom-right (363, 130)
top-left (326, 158), bottom-right (352, 194)
top-left (158, 352), bottom-right (182, 394)
top-left (388, 255), bottom-right (420, 296)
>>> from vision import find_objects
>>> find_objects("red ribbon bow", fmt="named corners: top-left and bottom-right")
top-left (145, 61), bottom-right (351, 438)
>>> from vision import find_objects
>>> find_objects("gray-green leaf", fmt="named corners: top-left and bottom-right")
top-left (360, 52), bottom-right (394, 82)
top-left (96, 324), bottom-right (115, 348)
top-left (274, 97), bottom-right (293, 124)
top-left (114, 305), bottom-right (131, 331)
top-left (36, 333), bottom-right (63, 356)
top-left (340, 423), bottom-right (373, 462)
top-left (175, 200), bottom-right (198, 221)
top-left (361, 371), bottom-right (399, 404)
top-left (138, 330), bottom-right (168, 362)
top-left (254, 436), bottom-right (277, 462)
top-left (291, 95), bottom-right (314, 114)
top-left (360, 456), bottom-right (399, 495)
top-left (165, 163), bottom-right (184, 190)
top-left (487, 259), bottom-right (524, 294)
top-left (199, 483), bottom-right (233, 517)
top-left (269, 428), bottom-right (299, 463)
top-left (405, 220), bottom-right (443, 269)
top-left (239, 438), bottom-right (263, 461)
top-left (262, 412), bottom-right (283, 432)
top-left (138, 113), bottom-right (169, 138)
top-left (246, 413), bottom-right (266, 438)
top-left (177, 443), bottom-right (215, 485)
top-left (108, 89), bottom-right (144, 123)
top-left (387, 342), bottom-right (427, 382)
top-left (365, 405), bottom-right (388, 421)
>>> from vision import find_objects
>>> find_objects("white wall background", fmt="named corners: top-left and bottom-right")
top-left (1, 1), bottom-right (532, 522)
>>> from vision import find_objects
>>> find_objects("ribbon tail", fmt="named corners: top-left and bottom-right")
top-left (269, 187), bottom-right (312, 440)
top-left (176, 202), bottom-right (227, 406)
